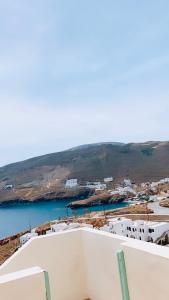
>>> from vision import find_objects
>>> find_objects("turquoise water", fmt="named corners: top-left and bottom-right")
top-left (0, 200), bottom-right (128, 239)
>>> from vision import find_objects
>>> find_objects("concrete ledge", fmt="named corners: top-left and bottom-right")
top-left (0, 228), bottom-right (169, 300)
top-left (0, 266), bottom-right (47, 300)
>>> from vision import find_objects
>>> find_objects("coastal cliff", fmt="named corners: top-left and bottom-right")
top-left (0, 186), bottom-right (92, 205)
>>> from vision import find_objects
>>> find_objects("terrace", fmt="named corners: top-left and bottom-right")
top-left (0, 228), bottom-right (169, 299)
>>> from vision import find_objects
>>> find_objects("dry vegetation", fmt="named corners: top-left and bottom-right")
top-left (0, 185), bottom-right (91, 203)
top-left (0, 238), bottom-right (20, 265)
top-left (121, 214), bottom-right (169, 222)
top-left (68, 193), bottom-right (113, 208)
top-left (160, 199), bottom-right (169, 208)
top-left (104, 203), bottom-right (153, 216)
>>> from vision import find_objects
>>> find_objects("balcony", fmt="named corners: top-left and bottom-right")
top-left (0, 228), bottom-right (169, 299)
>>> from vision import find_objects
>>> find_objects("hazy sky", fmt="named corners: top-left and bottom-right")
top-left (0, 1), bottom-right (169, 166)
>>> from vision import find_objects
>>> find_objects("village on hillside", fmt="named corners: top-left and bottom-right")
top-left (2, 176), bottom-right (169, 265)
top-left (65, 176), bottom-right (169, 208)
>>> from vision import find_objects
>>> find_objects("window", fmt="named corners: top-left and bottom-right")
top-left (140, 229), bottom-right (141, 232)
top-left (128, 227), bottom-right (131, 231)
top-left (126, 234), bottom-right (128, 237)
top-left (142, 229), bottom-right (144, 233)
top-left (149, 229), bottom-right (154, 233)
top-left (139, 237), bottom-right (141, 240)
top-left (132, 228), bottom-right (134, 232)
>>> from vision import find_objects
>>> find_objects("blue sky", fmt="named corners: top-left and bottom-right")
top-left (0, 0), bottom-right (169, 166)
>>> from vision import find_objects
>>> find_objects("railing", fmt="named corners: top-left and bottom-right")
top-left (117, 250), bottom-right (130, 300)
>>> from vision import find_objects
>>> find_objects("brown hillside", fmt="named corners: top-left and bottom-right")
top-left (0, 141), bottom-right (169, 192)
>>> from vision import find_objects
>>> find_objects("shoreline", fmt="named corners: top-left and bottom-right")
top-left (1, 199), bottom-right (169, 241)
top-left (0, 199), bottom-right (129, 239)
top-left (0, 202), bottom-right (150, 241)
top-left (0, 198), bottom-right (71, 208)
top-left (1, 202), bottom-right (169, 266)
top-left (0, 197), bottom-right (129, 208)
top-left (0, 193), bottom-right (92, 207)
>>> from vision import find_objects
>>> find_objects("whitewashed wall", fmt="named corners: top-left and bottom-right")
top-left (82, 229), bottom-right (127, 300)
top-left (0, 230), bottom-right (87, 300)
top-left (1, 229), bottom-right (169, 300)
top-left (0, 267), bottom-right (46, 300)
top-left (122, 239), bottom-right (169, 300)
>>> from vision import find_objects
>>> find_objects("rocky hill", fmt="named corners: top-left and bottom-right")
top-left (1, 141), bottom-right (169, 202)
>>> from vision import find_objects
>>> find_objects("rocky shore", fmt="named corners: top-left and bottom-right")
top-left (67, 192), bottom-right (126, 208)
top-left (160, 199), bottom-right (169, 208)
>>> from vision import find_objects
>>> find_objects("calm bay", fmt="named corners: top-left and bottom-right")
top-left (0, 200), bottom-right (128, 239)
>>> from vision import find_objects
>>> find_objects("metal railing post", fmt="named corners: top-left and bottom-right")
top-left (117, 250), bottom-right (130, 300)
top-left (44, 271), bottom-right (52, 300)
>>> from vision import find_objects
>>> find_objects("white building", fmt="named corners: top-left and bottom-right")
top-left (51, 222), bottom-right (68, 232)
top-left (110, 190), bottom-right (122, 195)
top-left (149, 195), bottom-right (158, 201)
top-left (4, 184), bottom-right (13, 190)
top-left (95, 183), bottom-right (107, 191)
top-left (100, 217), bottom-right (169, 243)
top-left (51, 222), bottom-right (93, 232)
top-left (104, 177), bottom-right (113, 183)
top-left (160, 178), bottom-right (169, 184)
top-left (151, 177), bottom-right (169, 188)
top-left (86, 182), bottom-right (107, 191)
top-left (65, 179), bottom-right (78, 188)
top-left (2, 228), bottom-right (169, 299)
top-left (20, 232), bottom-right (38, 245)
top-left (117, 186), bottom-right (136, 196)
top-left (123, 179), bottom-right (132, 186)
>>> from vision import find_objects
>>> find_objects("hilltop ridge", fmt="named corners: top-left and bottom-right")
top-left (0, 141), bottom-right (169, 202)
top-left (1, 140), bottom-right (169, 184)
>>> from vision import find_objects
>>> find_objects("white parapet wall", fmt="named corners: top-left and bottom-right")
top-left (0, 267), bottom-right (47, 300)
top-left (82, 229), bottom-right (127, 300)
top-left (122, 239), bottom-right (169, 300)
top-left (0, 230), bottom-right (88, 300)
top-left (1, 228), bottom-right (169, 300)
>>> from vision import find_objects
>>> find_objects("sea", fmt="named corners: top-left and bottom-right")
top-left (0, 200), bottom-right (128, 239)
